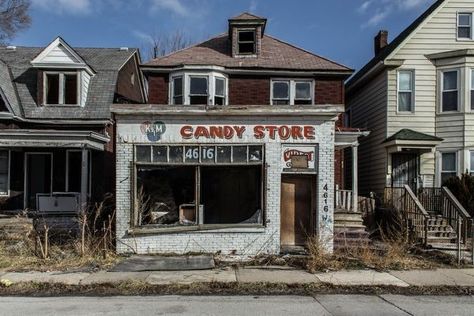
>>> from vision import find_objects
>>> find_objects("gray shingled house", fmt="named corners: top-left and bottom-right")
top-left (0, 37), bottom-right (145, 213)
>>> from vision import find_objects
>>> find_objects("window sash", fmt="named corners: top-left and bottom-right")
top-left (44, 72), bottom-right (79, 105)
top-left (294, 81), bottom-right (312, 100)
top-left (189, 76), bottom-right (208, 96)
top-left (237, 30), bottom-right (256, 54)
top-left (441, 152), bottom-right (457, 173)
top-left (458, 13), bottom-right (473, 39)
top-left (397, 71), bottom-right (414, 112)
top-left (272, 81), bottom-right (290, 101)
top-left (441, 70), bottom-right (459, 112)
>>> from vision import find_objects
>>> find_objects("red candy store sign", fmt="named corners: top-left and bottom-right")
top-left (180, 125), bottom-right (315, 140)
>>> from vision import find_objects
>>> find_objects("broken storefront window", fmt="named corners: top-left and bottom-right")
top-left (135, 145), bottom-right (264, 229)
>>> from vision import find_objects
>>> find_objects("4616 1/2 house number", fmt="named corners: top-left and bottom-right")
top-left (322, 183), bottom-right (330, 226)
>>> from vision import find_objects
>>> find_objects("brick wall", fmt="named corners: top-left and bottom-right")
top-left (114, 117), bottom-right (335, 255)
top-left (315, 79), bottom-right (344, 105)
top-left (228, 75), bottom-right (270, 105)
top-left (116, 55), bottom-right (144, 103)
top-left (147, 74), bottom-right (169, 104)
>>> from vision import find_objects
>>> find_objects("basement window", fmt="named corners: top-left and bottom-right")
top-left (134, 144), bottom-right (264, 230)
top-left (237, 30), bottom-right (256, 54)
top-left (44, 72), bottom-right (79, 105)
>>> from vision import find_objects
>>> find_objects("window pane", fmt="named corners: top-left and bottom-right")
top-left (169, 146), bottom-right (183, 163)
top-left (273, 82), bottom-right (289, 99)
top-left (398, 72), bottom-right (412, 91)
top-left (443, 71), bottom-right (458, 90)
top-left (173, 77), bottom-right (183, 96)
top-left (64, 74), bottom-right (78, 104)
top-left (442, 153), bottom-right (456, 172)
top-left (217, 146), bottom-right (231, 163)
top-left (153, 146), bottom-right (168, 163)
top-left (0, 151), bottom-right (8, 194)
top-left (190, 96), bottom-right (208, 105)
top-left (190, 77), bottom-right (208, 95)
top-left (459, 14), bottom-right (471, 26)
top-left (443, 91), bottom-right (458, 111)
top-left (200, 166), bottom-right (262, 225)
top-left (46, 74), bottom-right (59, 104)
top-left (215, 78), bottom-right (225, 96)
top-left (238, 31), bottom-right (255, 42)
top-left (295, 82), bottom-right (311, 99)
top-left (471, 90), bottom-right (474, 111)
top-left (184, 146), bottom-right (200, 163)
top-left (471, 152), bottom-right (474, 172)
top-left (136, 146), bottom-right (151, 162)
top-left (233, 146), bottom-right (248, 163)
top-left (458, 27), bottom-right (471, 39)
top-left (173, 96), bottom-right (183, 105)
top-left (201, 146), bottom-right (215, 163)
top-left (398, 92), bottom-right (412, 112)
top-left (238, 43), bottom-right (255, 54)
top-left (214, 96), bottom-right (225, 106)
top-left (249, 146), bottom-right (263, 162)
top-left (136, 166), bottom-right (195, 226)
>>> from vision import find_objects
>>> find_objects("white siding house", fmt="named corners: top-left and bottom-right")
top-left (347, 0), bottom-right (474, 195)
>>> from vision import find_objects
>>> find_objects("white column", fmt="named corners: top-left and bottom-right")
top-left (352, 144), bottom-right (358, 213)
top-left (80, 148), bottom-right (88, 210)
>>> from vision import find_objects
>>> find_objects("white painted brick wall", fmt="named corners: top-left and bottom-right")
top-left (115, 117), bottom-right (335, 255)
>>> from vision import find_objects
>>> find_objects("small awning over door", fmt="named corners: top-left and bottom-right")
top-left (0, 130), bottom-right (109, 151)
top-left (383, 129), bottom-right (442, 154)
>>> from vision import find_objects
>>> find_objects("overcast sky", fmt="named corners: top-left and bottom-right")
top-left (13, 0), bottom-right (436, 70)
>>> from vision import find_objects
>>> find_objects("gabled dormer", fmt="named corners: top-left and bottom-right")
top-left (228, 12), bottom-right (266, 58)
top-left (31, 37), bottom-right (95, 107)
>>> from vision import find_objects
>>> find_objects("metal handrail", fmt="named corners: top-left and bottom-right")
top-left (404, 185), bottom-right (430, 245)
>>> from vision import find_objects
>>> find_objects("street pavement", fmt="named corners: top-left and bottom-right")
top-left (0, 295), bottom-right (473, 316)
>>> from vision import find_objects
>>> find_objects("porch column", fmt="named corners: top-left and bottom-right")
top-left (352, 144), bottom-right (358, 213)
top-left (80, 148), bottom-right (88, 210)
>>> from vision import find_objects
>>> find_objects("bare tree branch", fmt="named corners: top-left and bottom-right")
top-left (141, 30), bottom-right (192, 62)
top-left (0, 0), bottom-right (31, 45)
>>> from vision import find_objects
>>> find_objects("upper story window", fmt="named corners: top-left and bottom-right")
top-left (457, 13), bottom-right (473, 40)
top-left (441, 70), bottom-right (459, 112)
top-left (44, 71), bottom-right (79, 105)
top-left (237, 30), bottom-right (256, 55)
top-left (441, 152), bottom-right (457, 184)
top-left (397, 70), bottom-right (414, 112)
top-left (170, 72), bottom-right (227, 106)
top-left (271, 79), bottom-right (313, 105)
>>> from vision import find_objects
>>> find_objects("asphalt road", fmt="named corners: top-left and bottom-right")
top-left (0, 295), bottom-right (473, 316)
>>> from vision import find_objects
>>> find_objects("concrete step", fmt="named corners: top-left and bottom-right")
top-left (428, 243), bottom-right (471, 251)
top-left (426, 236), bottom-right (457, 244)
top-left (426, 231), bottom-right (457, 238)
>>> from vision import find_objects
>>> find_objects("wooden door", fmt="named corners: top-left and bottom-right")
top-left (280, 175), bottom-right (314, 247)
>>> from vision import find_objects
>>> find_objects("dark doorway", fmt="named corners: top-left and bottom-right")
top-left (392, 153), bottom-right (419, 191)
top-left (25, 153), bottom-right (52, 209)
top-left (280, 174), bottom-right (316, 247)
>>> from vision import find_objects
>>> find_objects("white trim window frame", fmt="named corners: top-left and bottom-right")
top-left (0, 150), bottom-right (10, 196)
top-left (271, 79), bottom-right (314, 106)
top-left (169, 72), bottom-right (228, 106)
top-left (440, 151), bottom-right (458, 185)
top-left (237, 29), bottom-right (256, 55)
top-left (171, 75), bottom-right (183, 105)
top-left (397, 70), bottom-right (415, 113)
top-left (440, 69), bottom-right (460, 112)
top-left (457, 12), bottom-right (473, 40)
top-left (43, 71), bottom-right (81, 106)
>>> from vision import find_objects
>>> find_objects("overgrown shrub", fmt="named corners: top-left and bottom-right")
top-left (443, 173), bottom-right (474, 217)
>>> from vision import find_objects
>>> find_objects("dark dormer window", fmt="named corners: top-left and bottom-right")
top-left (44, 72), bottom-right (79, 105)
top-left (237, 30), bottom-right (256, 55)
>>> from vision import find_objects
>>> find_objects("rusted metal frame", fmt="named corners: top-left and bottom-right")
top-left (442, 187), bottom-right (471, 244)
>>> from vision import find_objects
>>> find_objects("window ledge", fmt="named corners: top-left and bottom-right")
top-left (128, 225), bottom-right (266, 236)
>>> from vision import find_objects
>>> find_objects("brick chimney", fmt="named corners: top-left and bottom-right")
top-left (374, 30), bottom-right (388, 56)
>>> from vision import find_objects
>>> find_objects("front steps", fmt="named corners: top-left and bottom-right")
top-left (333, 210), bottom-right (370, 250)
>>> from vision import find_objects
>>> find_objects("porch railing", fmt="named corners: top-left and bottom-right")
top-left (384, 185), bottom-right (430, 245)
top-left (335, 185), bottom-right (353, 211)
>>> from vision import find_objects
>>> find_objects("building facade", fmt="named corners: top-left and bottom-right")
top-left (0, 37), bottom-right (145, 212)
top-left (113, 13), bottom-right (358, 255)
top-left (346, 0), bottom-right (474, 196)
